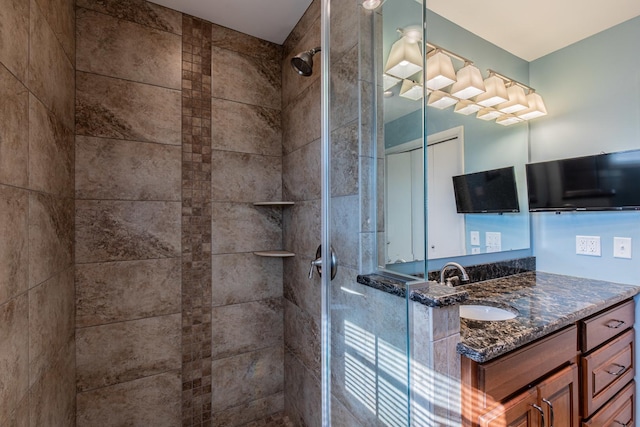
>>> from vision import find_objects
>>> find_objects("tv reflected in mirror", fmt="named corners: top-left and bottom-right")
top-left (452, 166), bottom-right (520, 214)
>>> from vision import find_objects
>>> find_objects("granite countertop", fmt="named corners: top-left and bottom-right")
top-left (458, 271), bottom-right (640, 363)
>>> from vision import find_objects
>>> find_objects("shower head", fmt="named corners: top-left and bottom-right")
top-left (291, 47), bottom-right (321, 76)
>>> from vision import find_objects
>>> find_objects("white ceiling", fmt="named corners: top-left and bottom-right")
top-left (147, 0), bottom-right (640, 59)
top-left (427, 0), bottom-right (640, 61)
top-left (147, 0), bottom-right (312, 45)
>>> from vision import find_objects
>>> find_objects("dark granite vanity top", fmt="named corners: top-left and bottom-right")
top-left (458, 271), bottom-right (640, 363)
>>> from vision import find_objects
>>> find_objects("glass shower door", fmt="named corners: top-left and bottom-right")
top-left (320, 0), bottom-right (416, 425)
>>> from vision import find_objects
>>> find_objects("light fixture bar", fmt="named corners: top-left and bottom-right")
top-left (426, 42), bottom-right (472, 65)
top-left (487, 69), bottom-right (534, 94)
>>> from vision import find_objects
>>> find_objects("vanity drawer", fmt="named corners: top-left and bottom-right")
top-left (581, 329), bottom-right (634, 418)
top-left (582, 380), bottom-right (634, 427)
top-left (580, 299), bottom-right (634, 353)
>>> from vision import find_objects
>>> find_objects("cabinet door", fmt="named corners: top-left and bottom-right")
top-left (537, 364), bottom-right (580, 427)
top-left (479, 388), bottom-right (542, 427)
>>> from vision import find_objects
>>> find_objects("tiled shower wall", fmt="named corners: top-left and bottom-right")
top-left (0, 0), bottom-right (76, 424)
top-left (73, 0), bottom-right (285, 425)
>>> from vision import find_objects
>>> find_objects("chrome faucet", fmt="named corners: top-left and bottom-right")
top-left (439, 262), bottom-right (470, 286)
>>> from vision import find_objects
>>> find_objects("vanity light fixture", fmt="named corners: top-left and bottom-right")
top-left (450, 62), bottom-right (485, 99)
top-left (400, 78), bottom-right (424, 100)
top-left (496, 114), bottom-right (523, 126)
top-left (427, 90), bottom-right (457, 109)
top-left (517, 91), bottom-right (548, 120)
top-left (497, 83), bottom-right (529, 113)
top-left (476, 107), bottom-right (504, 121)
top-left (454, 99), bottom-right (482, 115)
top-left (425, 50), bottom-right (456, 90)
top-left (383, 74), bottom-right (401, 90)
top-left (385, 33), bottom-right (423, 79)
top-left (475, 74), bottom-right (509, 107)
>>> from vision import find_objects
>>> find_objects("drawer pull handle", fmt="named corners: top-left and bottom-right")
top-left (542, 398), bottom-right (554, 427)
top-left (606, 319), bottom-right (626, 329)
top-left (613, 420), bottom-right (632, 427)
top-left (606, 363), bottom-right (627, 376)
top-left (531, 404), bottom-right (546, 427)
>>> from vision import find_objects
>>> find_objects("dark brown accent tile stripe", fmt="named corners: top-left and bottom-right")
top-left (181, 14), bottom-right (213, 427)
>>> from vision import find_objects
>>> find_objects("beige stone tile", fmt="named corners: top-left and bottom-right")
top-left (331, 195), bottom-right (359, 270)
top-left (76, 0), bottom-right (182, 35)
top-left (282, 78), bottom-right (321, 155)
top-left (76, 71), bottom-right (181, 145)
top-left (77, 8), bottom-right (181, 89)
top-left (28, 193), bottom-right (73, 288)
top-left (0, 185), bottom-right (28, 305)
top-left (212, 253), bottom-right (282, 306)
top-left (28, 341), bottom-right (75, 427)
top-left (0, 0), bottom-right (29, 82)
top-left (212, 46), bottom-right (281, 110)
top-left (28, 94), bottom-right (73, 197)
top-left (211, 151), bottom-right (282, 203)
top-left (212, 393), bottom-right (284, 427)
top-left (281, 15), bottom-right (321, 108)
top-left (75, 136), bottom-right (181, 201)
top-left (0, 65), bottom-right (28, 188)
top-left (283, 254), bottom-right (320, 320)
top-left (212, 23), bottom-right (282, 60)
top-left (282, 139), bottom-right (321, 202)
top-left (75, 200), bottom-right (181, 263)
top-left (28, 268), bottom-right (74, 387)
top-left (33, 0), bottom-right (75, 64)
top-left (283, 299), bottom-right (320, 378)
top-left (28, 0), bottom-right (74, 129)
top-left (0, 393), bottom-right (29, 427)
top-left (0, 294), bottom-right (29, 422)
top-left (330, 46), bottom-right (359, 132)
top-left (211, 202), bottom-right (282, 254)
top-left (76, 258), bottom-right (181, 328)
top-left (211, 346), bottom-right (284, 412)
top-left (211, 98), bottom-right (281, 156)
top-left (282, 199), bottom-right (321, 260)
top-left (76, 314), bottom-right (181, 391)
top-left (282, 0), bottom-right (319, 58)
top-left (76, 371), bottom-right (181, 427)
top-left (331, 122), bottom-right (359, 197)
top-left (284, 349), bottom-right (321, 427)
top-left (212, 298), bottom-right (283, 360)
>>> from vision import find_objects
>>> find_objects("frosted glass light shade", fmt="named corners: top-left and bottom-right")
top-left (427, 90), bottom-right (457, 109)
top-left (399, 79), bottom-right (423, 100)
top-left (383, 74), bottom-right (401, 90)
top-left (477, 108), bottom-right (504, 121)
top-left (517, 92), bottom-right (548, 120)
top-left (426, 51), bottom-right (456, 90)
top-left (385, 37), bottom-right (423, 79)
top-left (454, 100), bottom-right (482, 115)
top-left (498, 84), bottom-right (529, 113)
top-left (362, 0), bottom-right (385, 9)
top-left (496, 115), bottom-right (523, 126)
top-left (451, 64), bottom-right (485, 99)
top-left (475, 76), bottom-right (508, 107)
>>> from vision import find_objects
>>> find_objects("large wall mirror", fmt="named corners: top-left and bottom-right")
top-left (378, 0), bottom-right (640, 277)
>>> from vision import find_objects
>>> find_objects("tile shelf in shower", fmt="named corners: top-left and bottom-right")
top-left (253, 201), bottom-right (295, 206)
top-left (253, 250), bottom-right (296, 257)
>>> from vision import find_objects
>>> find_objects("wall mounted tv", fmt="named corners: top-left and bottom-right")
top-left (452, 166), bottom-right (520, 214)
top-left (526, 149), bottom-right (640, 212)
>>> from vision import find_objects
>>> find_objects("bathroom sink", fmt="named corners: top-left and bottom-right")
top-left (459, 304), bottom-right (518, 321)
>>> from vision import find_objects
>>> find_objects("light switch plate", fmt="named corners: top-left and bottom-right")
top-left (470, 231), bottom-right (480, 246)
top-left (613, 237), bottom-right (632, 259)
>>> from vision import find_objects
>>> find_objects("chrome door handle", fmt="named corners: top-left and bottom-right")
top-left (542, 398), bottom-right (554, 427)
top-left (531, 404), bottom-right (545, 427)
top-left (309, 245), bottom-right (338, 280)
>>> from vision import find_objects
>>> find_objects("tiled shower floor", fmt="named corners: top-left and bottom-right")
top-left (244, 413), bottom-right (296, 427)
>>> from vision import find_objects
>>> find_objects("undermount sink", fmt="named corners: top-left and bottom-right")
top-left (460, 304), bottom-right (518, 321)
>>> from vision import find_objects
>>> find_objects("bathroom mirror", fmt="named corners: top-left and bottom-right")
top-left (381, 0), bottom-right (530, 273)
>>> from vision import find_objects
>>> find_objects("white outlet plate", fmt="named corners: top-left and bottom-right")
top-left (470, 231), bottom-right (480, 246)
top-left (471, 247), bottom-right (481, 254)
top-left (613, 237), bottom-right (632, 259)
top-left (576, 235), bottom-right (601, 256)
top-left (486, 232), bottom-right (501, 251)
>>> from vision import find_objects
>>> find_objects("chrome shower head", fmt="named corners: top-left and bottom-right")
top-left (291, 47), bottom-right (321, 76)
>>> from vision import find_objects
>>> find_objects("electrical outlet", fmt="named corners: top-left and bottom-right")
top-left (486, 232), bottom-right (501, 252)
top-left (576, 235), bottom-right (601, 256)
top-left (471, 247), bottom-right (481, 254)
top-left (470, 231), bottom-right (480, 246)
top-left (613, 237), bottom-right (632, 259)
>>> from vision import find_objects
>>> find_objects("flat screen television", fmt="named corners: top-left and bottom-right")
top-left (526, 149), bottom-right (640, 212)
top-left (452, 166), bottom-right (520, 214)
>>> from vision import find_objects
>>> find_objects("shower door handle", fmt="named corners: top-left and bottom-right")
top-left (309, 245), bottom-right (338, 280)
